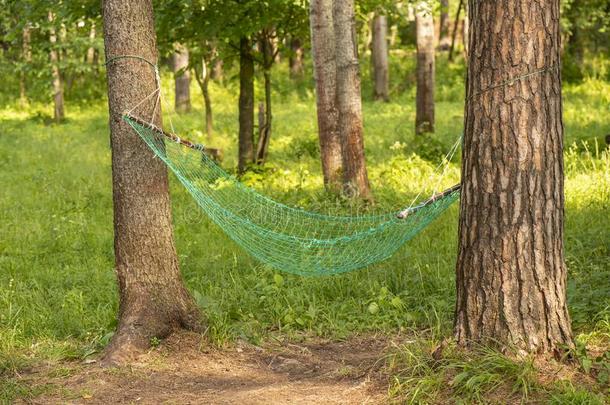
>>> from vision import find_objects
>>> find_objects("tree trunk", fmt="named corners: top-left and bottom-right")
top-left (289, 37), bottom-right (304, 79)
top-left (101, 0), bottom-right (202, 365)
top-left (462, 3), bottom-right (469, 61)
top-left (238, 37), bottom-right (255, 174)
top-left (333, 0), bottom-right (372, 200)
top-left (86, 22), bottom-right (96, 64)
top-left (20, 24), bottom-right (31, 105)
top-left (415, 4), bottom-right (435, 135)
top-left (371, 14), bottom-right (389, 102)
top-left (448, 0), bottom-right (464, 61)
top-left (310, 0), bottom-right (343, 192)
top-left (193, 58), bottom-right (213, 138)
top-left (455, 0), bottom-right (573, 354)
top-left (48, 12), bottom-right (64, 123)
top-left (173, 45), bottom-right (191, 113)
top-left (439, 0), bottom-right (451, 50)
top-left (256, 33), bottom-right (273, 165)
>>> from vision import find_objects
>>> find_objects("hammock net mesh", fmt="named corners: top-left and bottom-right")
top-left (125, 115), bottom-right (460, 276)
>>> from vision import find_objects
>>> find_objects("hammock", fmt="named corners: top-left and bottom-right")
top-left (123, 113), bottom-right (460, 276)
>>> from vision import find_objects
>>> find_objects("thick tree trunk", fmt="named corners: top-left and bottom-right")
top-left (48, 12), bottom-right (64, 123)
top-left (102, 0), bottom-right (202, 364)
top-left (310, 0), bottom-right (343, 192)
top-left (173, 45), bottom-right (191, 113)
top-left (439, 0), bottom-right (451, 50)
top-left (289, 37), bottom-right (304, 79)
top-left (333, 0), bottom-right (372, 200)
top-left (371, 14), bottom-right (389, 102)
top-left (415, 4), bottom-right (435, 134)
top-left (238, 37), bottom-right (255, 173)
top-left (455, 0), bottom-right (573, 354)
top-left (20, 24), bottom-right (31, 104)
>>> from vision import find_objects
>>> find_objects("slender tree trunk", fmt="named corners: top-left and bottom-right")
top-left (193, 58), bottom-right (213, 138)
top-left (48, 12), bottom-right (64, 123)
top-left (101, 0), bottom-right (202, 364)
top-left (211, 55), bottom-right (223, 81)
top-left (289, 37), bottom-right (304, 79)
top-left (256, 33), bottom-right (273, 165)
top-left (86, 22), bottom-right (96, 64)
top-left (310, 0), bottom-right (343, 192)
top-left (371, 14), bottom-right (389, 102)
top-left (439, 0), bottom-right (451, 50)
top-left (333, 0), bottom-right (372, 199)
top-left (462, 3), bottom-right (469, 61)
top-left (238, 37), bottom-right (255, 173)
top-left (415, 4), bottom-right (435, 134)
top-left (448, 0), bottom-right (464, 61)
top-left (20, 24), bottom-right (31, 105)
top-left (173, 45), bottom-right (191, 113)
top-left (455, 0), bottom-right (573, 353)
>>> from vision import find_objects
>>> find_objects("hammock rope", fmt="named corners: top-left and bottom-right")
top-left (108, 55), bottom-right (461, 276)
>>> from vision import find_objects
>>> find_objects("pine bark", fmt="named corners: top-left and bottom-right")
top-left (102, 0), bottom-right (202, 364)
top-left (415, 5), bottom-right (435, 135)
top-left (48, 12), bottom-right (64, 123)
top-left (173, 45), bottom-right (191, 113)
top-left (455, 0), bottom-right (573, 353)
top-left (310, 0), bottom-right (343, 192)
top-left (439, 0), bottom-right (451, 50)
top-left (333, 0), bottom-right (372, 199)
top-left (289, 37), bottom-right (304, 79)
top-left (238, 37), bottom-right (255, 173)
top-left (371, 14), bottom-right (389, 102)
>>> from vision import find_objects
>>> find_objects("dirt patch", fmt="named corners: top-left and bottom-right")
top-left (17, 332), bottom-right (396, 404)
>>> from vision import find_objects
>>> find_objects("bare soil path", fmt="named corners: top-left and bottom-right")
top-left (17, 332), bottom-right (395, 404)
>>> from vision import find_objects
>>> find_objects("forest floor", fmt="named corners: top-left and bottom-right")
top-left (13, 332), bottom-right (392, 404)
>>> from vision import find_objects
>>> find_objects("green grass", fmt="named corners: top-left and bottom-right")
top-left (0, 57), bottom-right (609, 402)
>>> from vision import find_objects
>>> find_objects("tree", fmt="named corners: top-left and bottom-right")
top-left (333, 0), bottom-right (372, 199)
top-left (173, 44), bottom-right (191, 113)
top-left (310, 0), bottom-right (343, 191)
top-left (455, 0), bottom-right (573, 353)
top-left (48, 11), bottom-right (65, 123)
top-left (289, 37), bottom-right (304, 78)
top-left (438, 0), bottom-right (451, 50)
top-left (20, 23), bottom-right (31, 104)
top-left (371, 14), bottom-right (389, 101)
top-left (238, 36), bottom-right (255, 173)
top-left (415, 3), bottom-right (435, 135)
top-left (192, 52), bottom-right (213, 137)
top-left (102, 0), bottom-right (202, 363)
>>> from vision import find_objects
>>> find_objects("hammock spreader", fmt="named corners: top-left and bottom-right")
top-left (123, 113), bottom-right (460, 276)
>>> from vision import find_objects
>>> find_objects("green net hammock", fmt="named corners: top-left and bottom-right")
top-left (124, 114), bottom-right (460, 276)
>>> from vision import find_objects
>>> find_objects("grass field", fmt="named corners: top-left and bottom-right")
top-left (1, 59), bottom-right (609, 402)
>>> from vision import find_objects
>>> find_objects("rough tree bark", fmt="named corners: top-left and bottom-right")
top-left (415, 4), bottom-right (435, 134)
top-left (455, 0), bottom-right (573, 353)
top-left (371, 14), bottom-right (389, 102)
top-left (333, 0), bottom-right (372, 199)
top-left (173, 44), bottom-right (191, 113)
top-left (310, 0), bottom-right (343, 192)
top-left (289, 37), bottom-right (304, 79)
top-left (439, 0), bottom-right (451, 50)
top-left (102, 0), bottom-right (202, 364)
top-left (48, 12), bottom-right (64, 123)
top-left (238, 37), bottom-right (255, 173)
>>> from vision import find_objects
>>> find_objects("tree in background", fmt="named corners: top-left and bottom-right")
top-left (310, 0), bottom-right (342, 191)
top-left (371, 13), bottom-right (390, 101)
top-left (289, 37), bottom-right (305, 79)
top-left (415, 2), bottom-right (435, 135)
top-left (48, 11), bottom-right (64, 123)
top-left (455, 0), bottom-right (573, 353)
top-left (172, 44), bottom-right (191, 113)
top-left (333, 0), bottom-right (372, 199)
top-left (438, 0), bottom-right (451, 50)
top-left (102, 0), bottom-right (202, 363)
